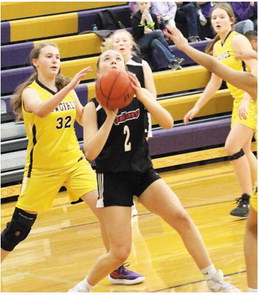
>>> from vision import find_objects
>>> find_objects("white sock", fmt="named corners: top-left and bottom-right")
top-left (84, 277), bottom-right (94, 292)
top-left (248, 287), bottom-right (257, 292)
top-left (201, 265), bottom-right (216, 280)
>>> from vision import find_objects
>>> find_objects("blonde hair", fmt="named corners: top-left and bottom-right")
top-left (11, 42), bottom-right (71, 121)
top-left (205, 3), bottom-right (236, 54)
top-left (101, 29), bottom-right (139, 55)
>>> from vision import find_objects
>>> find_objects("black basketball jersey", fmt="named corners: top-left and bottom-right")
top-left (92, 97), bottom-right (153, 173)
top-left (126, 55), bottom-right (152, 137)
top-left (126, 55), bottom-right (145, 87)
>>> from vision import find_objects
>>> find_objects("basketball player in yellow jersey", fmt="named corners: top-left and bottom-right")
top-left (1, 42), bottom-right (144, 287)
top-left (0, 43), bottom-right (97, 261)
top-left (22, 80), bottom-right (85, 178)
top-left (164, 26), bottom-right (257, 100)
top-left (165, 24), bottom-right (258, 293)
top-left (183, 3), bottom-right (257, 218)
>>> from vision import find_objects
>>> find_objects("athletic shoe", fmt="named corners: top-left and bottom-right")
top-left (176, 57), bottom-right (184, 65)
top-left (206, 270), bottom-right (240, 292)
top-left (168, 60), bottom-right (182, 71)
top-left (230, 193), bottom-right (250, 217)
top-left (68, 278), bottom-right (92, 292)
top-left (108, 264), bottom-right (145, 285)
top-left (188, 36), bottom-right (201, 43)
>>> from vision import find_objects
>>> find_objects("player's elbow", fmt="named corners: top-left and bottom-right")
top-left (35, 110), bottom-right (48, 118)
top-left (162, 118), bottom-right (174, 129)
top-left (164, 121), bottom-right (174, 129)
top-left (84, 148), bottom-right (97, 162)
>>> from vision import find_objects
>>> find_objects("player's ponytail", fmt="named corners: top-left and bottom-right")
top-left (11, 72), bottom-right (38, 121)
top-left (205, 35), bottom-right (220, 55)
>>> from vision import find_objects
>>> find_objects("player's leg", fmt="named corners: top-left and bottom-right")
top-left (244, 194), bottom-right (257, 292)
top-left (243, 138), bottom-right (257, 189)
top-left (1, 173), bottom-right (62, 262)
top-left (225, 123), bottom-right (254, 217)
top-left (69, 206), bottom-right (132, 292)
top-left (139, 177), bottom-right (238, 292)
top-left (139, 178), bottom-right (212, 269)
top-left (81, 190), bottom-right (144, 285)
top-left (1, 208), bottom-right (37, 262)
top-left (66, 167), bottom-right (144, 289)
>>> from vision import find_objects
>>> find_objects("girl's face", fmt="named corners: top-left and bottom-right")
top-left (138, 2), bottom-right (151, 13)
top-left (98, 50), bottom-right (125, 75)
top-left (211, 8), bottom-right (233, 35)
top-left (32, 45), bottom-right (60, 77)
top-left (112, 32), bottom-right (133, 56)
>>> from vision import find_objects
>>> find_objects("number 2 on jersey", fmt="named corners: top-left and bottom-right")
top-left (124, 125), bottom-right (131, 152)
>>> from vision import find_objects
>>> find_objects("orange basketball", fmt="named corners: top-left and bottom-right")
top-left (95, 69), bottom-right (135, 110)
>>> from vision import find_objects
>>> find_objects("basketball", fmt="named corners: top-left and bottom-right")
top-left (95, 69), bottom-right (135, 110)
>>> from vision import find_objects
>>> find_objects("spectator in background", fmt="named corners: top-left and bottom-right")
top-left (132, 1), bottom-right (183, 71)
top-left (197, 2), bottom-right (215, 39)
top-left (175, 2), bottom-right (201, 42)
top-left (231, 2), bottom-right (257, 34)
top-left (128, 2), bottom-right (139, 18)
top-left (151, 2), bottom-right (177, 29)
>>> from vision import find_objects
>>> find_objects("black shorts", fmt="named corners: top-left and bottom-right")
top-left (96, 168), bottom-right (160, 207)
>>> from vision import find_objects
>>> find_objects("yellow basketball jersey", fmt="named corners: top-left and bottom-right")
top-left (214, 31), bottom-right (244, 101)
top-left (22, 80), bottom-right (84, 176)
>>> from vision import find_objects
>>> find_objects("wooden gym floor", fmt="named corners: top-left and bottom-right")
top-left (1, 161), bottom-right (249, 292)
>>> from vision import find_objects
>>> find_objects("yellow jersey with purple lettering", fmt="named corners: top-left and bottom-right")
top-left (22, 79), bottom-right (83, 176)
top-left (214, 31), bottom-right (244, 102)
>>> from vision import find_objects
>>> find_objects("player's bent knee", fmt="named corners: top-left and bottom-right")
top-left (1, 207), bottom-right (37, 251)
top-left (227, 148), bottom-right (245, 161)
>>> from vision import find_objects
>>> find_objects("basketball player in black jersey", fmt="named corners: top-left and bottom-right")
top-left (102, 29), bottom-right (157, 138)
top-left (102, 29), bottom-right (156, 224)
top-left (69, 49), bottom-right (238, 292)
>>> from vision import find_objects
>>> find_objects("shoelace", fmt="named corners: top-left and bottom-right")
top-left (234, 197), bottom-right (248, 206)
top-left (118, 262), bottom-right (131, 274)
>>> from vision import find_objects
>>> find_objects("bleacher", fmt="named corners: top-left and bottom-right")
top-left (1, 2), bottom-right (239, 197)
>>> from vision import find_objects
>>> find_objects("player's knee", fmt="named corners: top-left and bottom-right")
top-left (226, 148), bottom-right (245, 161)
top-left (1, 207), bottom-right (37, 252)
top-left (112, 246), bottom-right (131, 264)
top-left (173, 210), bottom-right (193, 233)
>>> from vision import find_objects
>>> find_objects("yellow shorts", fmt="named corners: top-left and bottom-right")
top-left (16, 159), bottom-right (97, 212)
top-left (231, 98), bottom-right (257, 130)
top-left (250, 188), bottom-right (257, 212)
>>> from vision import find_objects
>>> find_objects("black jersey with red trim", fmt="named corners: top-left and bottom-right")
top-left (93, 97), bottom-right (153, 173)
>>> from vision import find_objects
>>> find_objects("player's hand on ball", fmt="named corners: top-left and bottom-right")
top-left (128, 72), bottom-right (141, 92)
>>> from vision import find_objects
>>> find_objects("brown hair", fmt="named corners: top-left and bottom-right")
top-left (11, 42), bottom-right (71, 120)
top-left (205, 3), bottom-right (236, 54)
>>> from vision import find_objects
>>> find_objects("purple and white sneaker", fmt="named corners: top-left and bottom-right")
top-left (108, 264), bottom-right (145, 285)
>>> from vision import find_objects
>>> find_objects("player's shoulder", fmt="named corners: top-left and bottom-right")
top-left (22, 84), bottom-right (38, 98)
top-left (128, 55), bottom-right (143, 66)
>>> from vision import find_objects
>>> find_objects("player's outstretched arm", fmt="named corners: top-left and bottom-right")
top-left (164, 26), bottom-right (257, 100)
